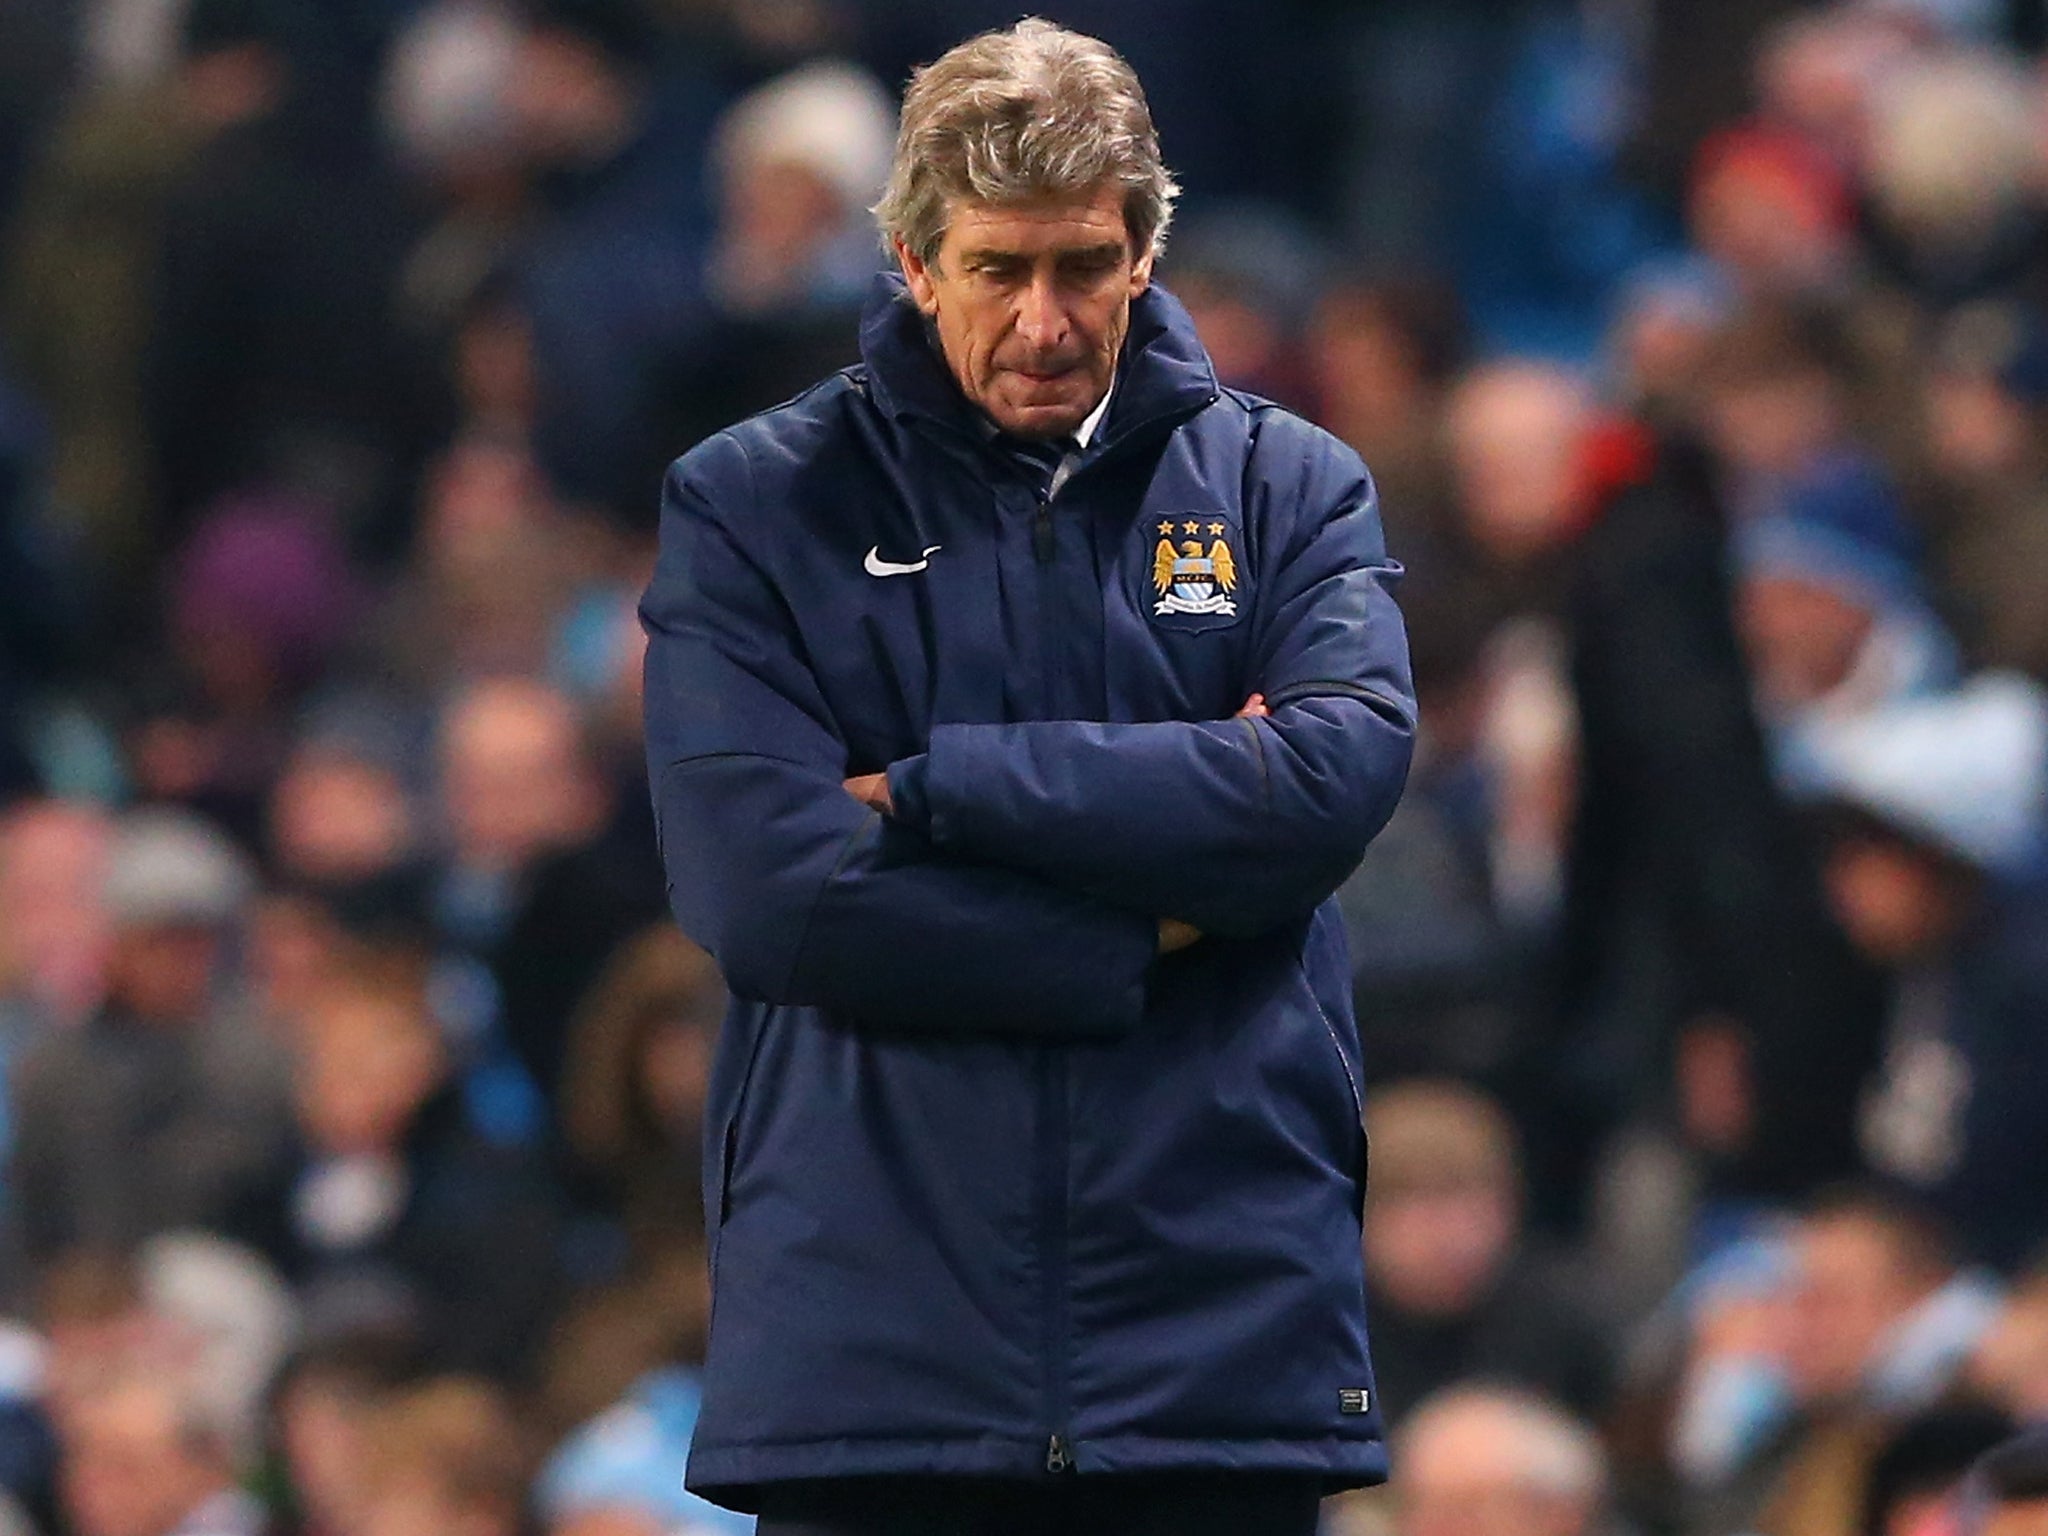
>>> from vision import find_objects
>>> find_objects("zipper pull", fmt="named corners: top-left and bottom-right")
top-left (1045, 1433), bottom-right (1072, 1473)
top-left (1032, 499), bottom-right (1054, 563)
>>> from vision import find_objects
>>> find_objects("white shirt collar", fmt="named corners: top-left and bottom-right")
top-left (1073, 385), bottom-right (1112, 449)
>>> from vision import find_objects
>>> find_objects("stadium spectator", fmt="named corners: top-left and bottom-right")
top-left (558, 923), bottom-right (721, 1241)
top-left (1305, 274), bottom-right (1468, 554)
top-left (243, 957), bottom-right (562, 1382)
top-left (142, 0), bottom-right (432, 562)
top-left (1797, 676), bottom-right (2048, 1269)
top-left (351, 1376), bottom-right (528, 1536)
top-left (1383, 1384), bottom-right (1610, 1536)
top-left (264, 1327), bottom-right (422, 1536)
top-left (433, 675), bottom-right (661, 1110)
top-left (0, 798), bottom-right (113, 1030)
top-left (646, 58), bottom-right (893, 461)
top-left (9, 808), bottom-right (290, 1267)
top-left (58, 1349), bottom-right (264, 1536)
top-left (1915, 301), bottom-right (2048, 678)
top-left (1361, 1081), bottom-right (1618, 1427)
top-left (507, 0), bottom-right (713, 523)
top-left (1697, 1187), bottom-right (2003, 1536)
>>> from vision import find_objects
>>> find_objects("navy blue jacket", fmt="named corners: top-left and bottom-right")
top-left (640, 275), bottom-right (1415, 1508)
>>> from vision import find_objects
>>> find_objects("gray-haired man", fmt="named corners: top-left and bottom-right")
top-left (641, 20), bottom-right (1416, 1534)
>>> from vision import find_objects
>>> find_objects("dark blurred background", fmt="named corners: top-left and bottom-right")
top-left (3, 1), bottom-right (2048, 1534)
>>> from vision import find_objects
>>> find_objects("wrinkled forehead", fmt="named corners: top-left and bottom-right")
top-left (937, 184), bottom-right (1135, 260)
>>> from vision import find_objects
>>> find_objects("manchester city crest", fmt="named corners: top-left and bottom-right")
top-left (1151, 518), bottom-right (1239, 617)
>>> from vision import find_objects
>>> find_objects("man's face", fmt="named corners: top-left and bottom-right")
top-left (1783, 1212), bottom-right (1935, 1405)
top-left (896, 184), bottom-right (1153, 440)
top-left (61, 1382), bottom-right (225, 1536)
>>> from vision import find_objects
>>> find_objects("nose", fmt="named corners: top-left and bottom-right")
top-left (1014, 273), bottom-right (1068, 353)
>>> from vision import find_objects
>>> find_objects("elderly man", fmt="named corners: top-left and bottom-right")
top-left (641, 19), bottom-right (1414, 1536)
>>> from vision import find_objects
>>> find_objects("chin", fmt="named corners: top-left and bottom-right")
top-left (993, 399), bottom-right (1085, 440)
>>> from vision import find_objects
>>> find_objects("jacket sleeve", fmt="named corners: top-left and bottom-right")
top-left (884, 420), bottom-right (1416, 939)
top-left (641, 434), bottom-right (1161, 1037)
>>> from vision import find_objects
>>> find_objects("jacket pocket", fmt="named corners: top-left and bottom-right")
top-left (1301, 956), bottom-right (1369, 1208)
top-left (710, 1012), bottom-right (776, 1276)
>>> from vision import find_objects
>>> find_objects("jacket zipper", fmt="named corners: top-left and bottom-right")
top-left (1031, 476), bottom-right (1073, 1471)
top-left (1037, 1042), bottom-right (1073, 1474)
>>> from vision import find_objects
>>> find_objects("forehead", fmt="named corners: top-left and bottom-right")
top-left (940, 184), bottom-right (1131, 257)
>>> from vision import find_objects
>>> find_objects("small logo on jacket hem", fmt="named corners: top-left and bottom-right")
top-left (1339, 1389), bottom-right (1371, 1415)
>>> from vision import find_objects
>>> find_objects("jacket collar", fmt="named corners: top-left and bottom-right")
top-left (857, 271), bottom-right (1219, 455)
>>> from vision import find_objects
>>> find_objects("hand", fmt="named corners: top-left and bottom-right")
top-left (1157, 918), bottom-right (1202, 954)
top-left (1236, 693), bottom-right (1268, 718)
top-left (843, 772), bottom-right (893, 816)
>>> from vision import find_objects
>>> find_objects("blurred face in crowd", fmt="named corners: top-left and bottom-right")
top-left (1444, 364), bottom-right (1590, 564)
top-left (106, 924), bottom-right (221, 1026)
top-left (1175, 274), bottom-right (1284, 393)
top-left (897, 183), bottom-right (1155, 440)
top-left (294, 986), bottom-right (447, 1158)
top-left (1704, 366), bottom-right (1841, 478)
top-left (1311, 290), bottom-right (1428, 449)
top-left (357, 1474), bottom-right (515, 1536)
top-left (246, 892), bottom-right (345, 1024)
top-left (1689, 150), bottom-right (1847, 296)
top-left (270, 750), bottom-right (414, 886)
top-left (279, 1369), bottom-right (384, 1536)
top-left (438, 680), bottom-right (605, 873)
top-left (1738, 571), bottom-right (1874, 710)
top-left (1925, 372), bottom-right (2034, 482)
top-left (0, 800), bottom-right (112, 1021)
top-left (1783, 1210), bottom-right (1943, 1405)
top-left (1611, 294), bottom-right (1720, 409)
top-left (724, 157), bottom-right (846, 280)
top-left (60, 1379), bottom-right (229, 1536)
top-left (1395, 1397), bottom-right (1599, 1536)
top-left (423, 438), bottom-right (552, 582)
top-left (1824, 832), bottom-right (1973, 967)
top-left (508, 29), bottom-right (634, 166)
top-left (454, 305), bottom-right (538, 433)
top-left (1365, 1174), bottom-right (1517, 1319)
top-left (640, 1007), bottom-right (715, 1139)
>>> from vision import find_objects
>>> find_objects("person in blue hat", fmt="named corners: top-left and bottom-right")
top-left (1797, 675), bottom-right (2048, 1271)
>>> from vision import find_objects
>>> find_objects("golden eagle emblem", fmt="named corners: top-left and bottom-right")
top-left (1151, 526), bottom-right (1239, 617)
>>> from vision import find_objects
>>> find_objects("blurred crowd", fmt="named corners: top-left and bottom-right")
top-left (3, 0), bottom-right (2048, 1534)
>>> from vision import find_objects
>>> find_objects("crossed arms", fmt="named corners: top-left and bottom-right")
top-left (640, 428), bottom-right (1416, 1040)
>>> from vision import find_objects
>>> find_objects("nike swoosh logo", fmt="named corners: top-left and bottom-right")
top-left (864, 545), bottom-right (941, 577)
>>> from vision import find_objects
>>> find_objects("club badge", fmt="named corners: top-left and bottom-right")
top-left (1151, 517), bottom-right (1239, 617)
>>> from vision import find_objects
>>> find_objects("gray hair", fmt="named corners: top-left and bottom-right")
top-left (1396, 1384), bottom-right (1608, 1508)
top-left (874, 17), bottom-right (1180, 267)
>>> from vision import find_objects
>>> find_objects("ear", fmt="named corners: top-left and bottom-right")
top-left (1129, 241), bottom-right (1156, 297)
top-left (894, 236), bottom-right (939, 316)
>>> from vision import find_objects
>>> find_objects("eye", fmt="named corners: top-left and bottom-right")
top-left (971, 258), bottom-right (1027, 285)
